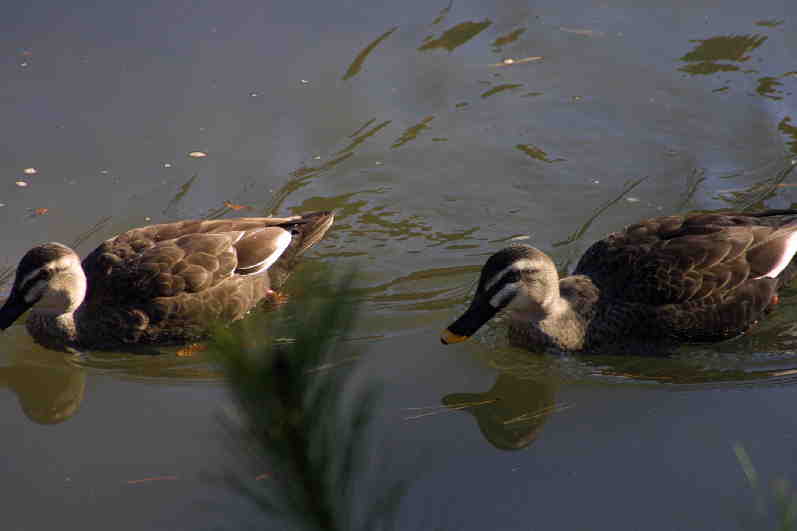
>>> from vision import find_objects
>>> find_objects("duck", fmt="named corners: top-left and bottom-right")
top-left (0, 211), bottom-right (334, 351)
top-left (441, 209), bottom-right (797, 354)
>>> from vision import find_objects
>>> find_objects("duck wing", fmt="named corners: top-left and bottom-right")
top-left (76, 212), bottom-right (333, 345)
top-left (574, 211), bottom-right (797, 306)
top-left (81, 212), bottom-right (334, 307)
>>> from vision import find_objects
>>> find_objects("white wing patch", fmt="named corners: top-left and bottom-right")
top-left (755, 228), bottom-right (797, 279)
top-left (243, 229), bottom-right (292, 275)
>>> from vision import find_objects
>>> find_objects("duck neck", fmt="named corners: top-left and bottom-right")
top-left (508, 292), bottom-right (589, 352)
top-left (27, 311), bottom-right (80, 349)
top-left (539, 297), bottom-right (588, 351)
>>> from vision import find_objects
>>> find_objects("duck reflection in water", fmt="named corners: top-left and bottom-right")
top-left (0, 362), bottom-right (85, 425)
top-left (443, 372), bottom-right (563, 450)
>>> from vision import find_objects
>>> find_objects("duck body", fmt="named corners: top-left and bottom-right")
top-left (0, 212), bottom-right (334, 351)
top-left (442, 210), bottom-right (797, 354)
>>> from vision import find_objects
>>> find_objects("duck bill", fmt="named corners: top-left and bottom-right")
top-left (0, 289), bottom-right (32, 330)
top-left (441, 296), bottom-right (499, 345)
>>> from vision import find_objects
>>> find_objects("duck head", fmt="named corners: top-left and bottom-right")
top-left (0, 243), bottom-right (87, 330)
top-left (441, 245), bottom-right (561, 344)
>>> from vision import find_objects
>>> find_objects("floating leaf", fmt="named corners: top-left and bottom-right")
top-left (516, 144), bottom-right (563, 163)
top-left (481, 83), bottom-right (523, 99)
top-left (419, 20), bottom-right (492, 52)
top-left (392, 116), bottom-right (435, 148)
top-left (779, 116), bottom-right (797, 155)
top-left (337, 120), bottom-right (392, 154)
top-left (679, 34), bottom-right (767, 76)
top-left (342, 27), bottom-right (398, 81)
top-left (431, 0), bottom-right (453, 25)
top-left (224, 200), bottom-right (253, 211)
top-left (492, 28), bottom-right (526, 51)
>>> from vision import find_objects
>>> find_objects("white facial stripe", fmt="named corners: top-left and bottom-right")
top-left (489, 281), bottom-right (521, 308)
top-left (243, 229), bottom-right (292, 275)
top-left (483, 259), bottom-right (536, 293)
top-left (20, 254), bottom-right (78, 288)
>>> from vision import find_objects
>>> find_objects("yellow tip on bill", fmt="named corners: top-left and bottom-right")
top-left (441, 329), bottom-right (469, 345)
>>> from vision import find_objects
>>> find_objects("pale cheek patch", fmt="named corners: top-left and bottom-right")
top-left (489, 282), bottom-right (520, 308)
top-left (20, 255), bottom-right (77, 291)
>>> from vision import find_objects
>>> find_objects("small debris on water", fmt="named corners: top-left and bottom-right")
top-left (560, 27), bottom-right (605, 37)
top-left (163, 163), bottom-right (172, 168)
top-left (188, 151), bottom-right (208, 158)
top-left (300, 79), bottom-right (309, 85)
top-left (15, 181), bottom-right (29, 187)
top-left (490, 56), bottom-right (543, 67)
top-left (510, 235), bottom-right (531, 241)
top-left (625, 196), bottom-right (640, 203)
top-left (23, 167), bottom-right (37, 175)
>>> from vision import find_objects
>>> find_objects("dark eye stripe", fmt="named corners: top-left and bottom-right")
top-left (483, 270), bottom-right (522, 294)
top-left (20, 270), bottom-right (48, 291)
top-left (504, 271), bottom-right (521, 283)
top-left (18, 267), bottom-right (62, 293)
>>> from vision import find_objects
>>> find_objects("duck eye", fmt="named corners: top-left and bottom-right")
top-left (504, 271), bottom-right (521, 284)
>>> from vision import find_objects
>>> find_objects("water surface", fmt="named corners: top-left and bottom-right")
top-left (1, 1), bottom-right (797, 529)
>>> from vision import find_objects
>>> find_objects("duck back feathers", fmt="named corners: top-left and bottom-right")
top-left (575, 210), bottom-right (797, 348)
top-left (78, 213), bottom-right (333, 346)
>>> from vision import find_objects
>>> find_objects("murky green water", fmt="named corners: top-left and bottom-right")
top-left (2, 1), bottom-right (797, 529)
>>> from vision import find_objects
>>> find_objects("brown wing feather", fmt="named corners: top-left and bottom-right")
top-left (78, 212), bottom-right (334, 345)
top-left (575, 212), bottom-right (797, 306)
top-left (571, 211), bottom-right (797, 346)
